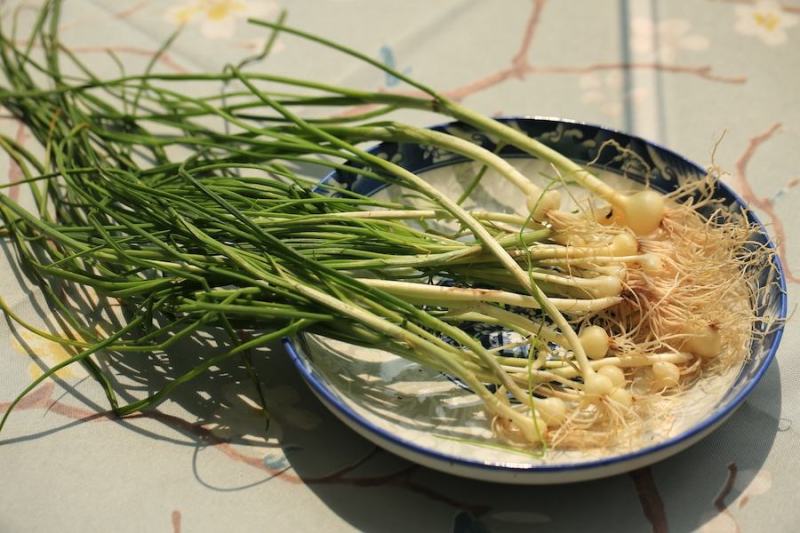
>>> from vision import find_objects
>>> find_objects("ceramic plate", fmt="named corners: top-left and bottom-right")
top-left (284, 118), bottom-right (787, 484)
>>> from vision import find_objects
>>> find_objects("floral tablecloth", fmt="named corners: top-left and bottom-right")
top-left (1, 1), bottom-right (798, 531)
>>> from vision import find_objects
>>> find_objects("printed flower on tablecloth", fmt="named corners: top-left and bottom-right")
top-left (166, 0), bottom-right (278, 39)
top-left (11, 329), bottom-right (89, 381)
top-left (735, 0), bottom-right (798, 46)
top-left (631, 18), bottom-right (709, 63)
top-left (579, 71), bottom-right (647, 118)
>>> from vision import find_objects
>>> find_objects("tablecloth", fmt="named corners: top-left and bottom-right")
top-left (1, 1), bottom-right (798, 531)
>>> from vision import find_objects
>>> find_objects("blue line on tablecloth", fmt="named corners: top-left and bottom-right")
top-left (619, 0), bottom-right (635, 134)
top-left (651, 0), bottom-right (669, 144)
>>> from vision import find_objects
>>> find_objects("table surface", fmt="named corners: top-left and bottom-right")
top-left (1, 1), bottom-right (798, 532)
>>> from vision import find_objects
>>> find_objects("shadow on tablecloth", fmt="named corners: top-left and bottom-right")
top-left (2, 256), bottom-right (782, 532)
top-left (278, 357), bottom-right (782, 533)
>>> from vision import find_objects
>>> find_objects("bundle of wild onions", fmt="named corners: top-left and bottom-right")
top-left (0, 1), bottom-right (771, 450)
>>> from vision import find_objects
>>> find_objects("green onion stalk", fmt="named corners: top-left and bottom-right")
top-left (0, 1), bottom-right (676, 446)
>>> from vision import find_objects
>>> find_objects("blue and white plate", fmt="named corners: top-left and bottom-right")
top-left (284, 118), bottom-right (787, 484)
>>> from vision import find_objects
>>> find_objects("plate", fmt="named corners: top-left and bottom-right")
top-left (283, 117), bottom-right (787, 484)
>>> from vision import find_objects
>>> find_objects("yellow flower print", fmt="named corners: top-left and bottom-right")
top-left (735, 0), bottom-right (798, 46)
top-left (631, 18), bottom-right (709, 63)
top-left (165, 0), bottom-right (278, 40)
top-left (12, 329), bottom-right (89, 381)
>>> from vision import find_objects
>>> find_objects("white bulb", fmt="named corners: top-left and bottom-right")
top-left (621, 190), bottom-right (665, 236)
top-left (598, 365), bottom-right (626, 388)
top-left (537, 397), bottom-right (567, 426)
top-left (640, 254), bottom-right (663, 274)
top-left (527, 190), bottom-right (561, 221)
top-left (584, 373), bottom-right (614, 397)
top-left (579, 326), bottom-right (610, 359)
top-left (684, 325), bottom-right (722, 358)
top-left (521, 416), bottom-right (549, 442)
top-left (652, 361), bottom-right (680, 389)
top-left (609, 387), bottom-right (633, 407)
top-left (589, 275), bottom-right (623, 298)
top-left (610, 232), bottom-right (638, 256)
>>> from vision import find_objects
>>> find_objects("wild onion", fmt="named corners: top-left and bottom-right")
top-left (0, 1), bottom-right (772, 451)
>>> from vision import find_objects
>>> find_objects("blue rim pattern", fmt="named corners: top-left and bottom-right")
top-left (283, 117), bottom-right (787, 475)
